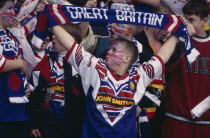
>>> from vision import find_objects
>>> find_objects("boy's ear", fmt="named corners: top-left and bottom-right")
top-left (126, 27), bottom-right (134, 35)
top-left (124, 54), bottom-right (131, 63)
top-left (202, 17), bottom-right (208, 25)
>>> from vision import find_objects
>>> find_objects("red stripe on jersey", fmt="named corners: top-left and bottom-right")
top-left (146, 111), bottom-right (155, 119)
top-left (150, 65), bottom-right (155, 79)
top-left (151, 79), bottom-right (164, 85)
top-left (96, 66), bottom-right (106, 78)
top-left (77, 55), bottom-right (83, 66)
top-left (132, 73), bottom-right (140, 83)
top-left (0, 56), bottom-right (6, 73)
top-left (56, 61), bottom-right (64, 69)
top-left (109, 116), bottom-right (116, 122)
top-left (58, 79), bottom-right (64, 84)
top-left (64, 42), bottom-right (77, 61)
top-left (99, 87), bottom-right (115, 94)
top-left (49, 78), bottom-right (56, 83)
top-left (103, 106), bottom-right (122, 111)
top-left (154, 55), bottom-right (165, 75)
top-left (118, 91), bottom-right (134, 98)
top-left (54, 96), bottom-right (64, 100)
top-left (143, 64), bottom-right (154, 79)
top-left (76, 45), bottom-right (82, 58)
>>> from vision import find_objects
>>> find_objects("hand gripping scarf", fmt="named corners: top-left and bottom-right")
top-left (32, 4), bottom-right (199, 64)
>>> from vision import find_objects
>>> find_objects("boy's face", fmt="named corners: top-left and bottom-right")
top-left (184, 14), bottom-right (207, 36)
top-left (110, 23), bottom-right (129, 40)
top-left (153, 28), bottom-right (171, 41)
top-left (39, 36), bottom-right (50, 51)
top-left (0, 1), bottom-right (15, 26)
top-left (52, 35), bottom-right (67, 53)
top-left (105, 41), bottom-right (127, 69)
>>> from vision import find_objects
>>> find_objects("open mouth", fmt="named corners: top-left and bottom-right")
top-left (109, 29), bottom-right (114, 38)
top-left (162, 34), bottom-right (167, 37)
top-left (105, 55), bottom-right (110, 62)
top-left (110, 29), bottom-right (114, 35)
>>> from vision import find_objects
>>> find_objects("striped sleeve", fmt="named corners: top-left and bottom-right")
top-left (138, 55), bottom-right (165, 88)
top-left (64, 41), bottom-right (100, 86)
top-left (0, 55), bottom-right (6, 73)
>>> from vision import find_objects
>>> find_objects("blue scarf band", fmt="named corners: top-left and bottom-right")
top-left (32, 4), bottom-right (199, 63)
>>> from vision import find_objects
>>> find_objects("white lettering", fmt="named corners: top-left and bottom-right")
top-left (75, 7), bottom-right (85, 18)
top-left (101, 9), bottom-right (108, 19)
top-left (143, 13), bottom-right (152, 24)
top-left (154, 14), bottom-right (164, 26)
top-left (92, 8), bottom-right (102, 19)
top-left (124, 11), bottom-right (134, 22)
top-left (67, 7), bottom-right (78, 19)
top-left (116, 10), bottom-right (124, 21)
top-left (84, 7), bottom-right (94, 19)
top-left (150, 14), bottom-right (156, 25)
top-left (136, 12), bottom-right (143, 23)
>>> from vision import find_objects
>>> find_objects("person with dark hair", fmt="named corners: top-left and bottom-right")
top-left (0, 0), bottom-right (30, 138)
top-left (66, 0), bottom-right (88, 6)
top-left (132, 0), bottom-right (161, 13)
top-left (28, 23), bottom-right (86, 138)
top-left (134, 3), bottom-right (174, 138)
top-left (51, 21), bottom-right (178, 137)
top-left (162, 0), bottom-right (210, 138)
top-left (163, 0), bottom-right (210, 30)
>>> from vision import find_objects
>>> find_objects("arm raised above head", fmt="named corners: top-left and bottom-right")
top-left (156, 35), bottom-right (178, 64)
top-left (52, 25), bottom-right (75, 51)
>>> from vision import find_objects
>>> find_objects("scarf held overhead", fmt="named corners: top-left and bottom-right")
top-left (32, 4), bottom-right (199, 63)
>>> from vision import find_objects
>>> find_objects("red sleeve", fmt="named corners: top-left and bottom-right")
top-left (154, 55), bottom-right (165, 75)
top-left (64, 41), bottom-right (77, 61)
top-left (0, 55), bottom-right (6, 73)
top-left (23, 25), bottom-right (29, 37)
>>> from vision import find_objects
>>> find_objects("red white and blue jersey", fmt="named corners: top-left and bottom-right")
top-left (0, 55), bottom-right (6, 72)
top-left (0, 28), bottom-right (29, 122)
top-left (65, 42), bottom-right (164, 137)
top-left (48, 53), bottom-right (66, 121)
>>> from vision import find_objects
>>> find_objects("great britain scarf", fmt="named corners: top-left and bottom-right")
top-left (32, 4), bottom-right (199, 63)
top-left (16, 0), bottom-right (39, 22)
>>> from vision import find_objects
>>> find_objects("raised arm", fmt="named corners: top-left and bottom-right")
top-left (156, 35), bottom-right (178, 64)
top-left (52, 25), bottom-right (75, 51)
top-left (157, 14), bottom-right (197, 64)
top-left (79, 0), bottom-right (97, 38)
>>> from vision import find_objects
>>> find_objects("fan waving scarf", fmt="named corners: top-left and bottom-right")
top-left (32, 4), bottom-right (199, 64)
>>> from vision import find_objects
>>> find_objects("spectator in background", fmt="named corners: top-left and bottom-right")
top-left (162, 0), bottom-right (210, 30)
top-left (135, 3), bottom-right (174, 138)
top-left (30, 34), bottom-right (52, 63)
top-left (0, 0), bottom-right (30, 137)
top-left (162, 0), bottom-right (210, 138)
top-left (81, 1), bottom-right (144, 61)
top-left (133, 0), bottom-right (161, 12)
top-left (28, 23), bottom-right (86, 138)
